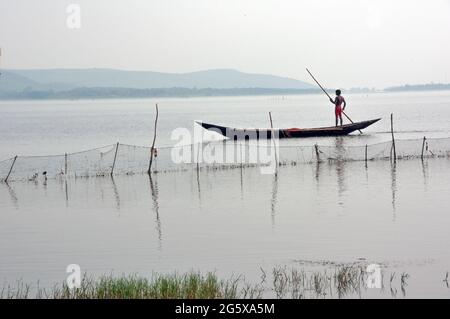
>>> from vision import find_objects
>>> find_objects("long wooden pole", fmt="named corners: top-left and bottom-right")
top-left (306, 68), bottom-right (332, 99)
top-left (306, 68), bottom-right (362, 134)
top-left (148, 104), bottom-right (159, 174)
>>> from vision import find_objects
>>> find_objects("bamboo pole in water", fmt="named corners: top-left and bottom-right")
top-left (111, 142), bottom-right (119, 176)
top-left (269, 112), bottom-right (278, 171)
top-left (148, 104), bottom-right (159, 174)
top-left (5, 155), bottom-right (17, 183)
top-left (421, 136), bottom-right (427, 160)
top-left (314, 144), bottom-right (320, 163)
top-left (390, 113), bottom-right (396, 162)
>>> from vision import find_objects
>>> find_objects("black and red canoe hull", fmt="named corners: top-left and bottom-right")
top-left (197, 118), bottom-right (381, 139)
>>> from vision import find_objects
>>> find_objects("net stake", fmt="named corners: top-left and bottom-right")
top-left (148, 104), bottom-right (159, 174)
top-left (111, 142), bottom-right (119, 176)
top-left (421, 136), bottom-right (427, 160)
top-left (391, 113), bottom-right (396, 162)
top-left (5, 155), bottom-right (18, 183)
top-left (269, 111), bottom-right (278, 172)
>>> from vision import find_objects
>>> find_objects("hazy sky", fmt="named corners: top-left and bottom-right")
top-left (1, 0), bottom-right (450, 88)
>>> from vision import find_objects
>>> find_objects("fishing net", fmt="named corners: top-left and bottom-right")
top-left (1, 137), bottom-right (450, 182)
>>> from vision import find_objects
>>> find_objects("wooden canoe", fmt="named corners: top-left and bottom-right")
top-left (196, 118), bottom-right (381, 139)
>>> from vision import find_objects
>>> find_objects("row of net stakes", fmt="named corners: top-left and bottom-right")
top-left (0, 135), bottom-right (441, 182)
top-left (312, 136), bottom-right (430, 166)
top-left (2, 142), bottom-right (147, 182)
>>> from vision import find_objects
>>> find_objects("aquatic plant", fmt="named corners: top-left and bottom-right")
top-left (0, 267), bottom-right (413, 299)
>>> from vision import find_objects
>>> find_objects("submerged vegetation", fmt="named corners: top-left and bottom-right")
top-left (0, 265), bottom-right (417, 299)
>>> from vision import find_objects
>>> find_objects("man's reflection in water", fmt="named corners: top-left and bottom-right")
top-left (334, 137), bottom-right (347, 206)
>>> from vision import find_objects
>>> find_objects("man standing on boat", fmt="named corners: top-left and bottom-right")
top-left (330, 89), bottom-right (346, 126)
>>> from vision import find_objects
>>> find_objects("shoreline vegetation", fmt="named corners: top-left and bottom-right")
top-left (0, 84), bottom-right (449, 101)
top-left (0, 87), bottom-right (324, 100)
top-left (0, 265), bottom-right (416, 299)
top-left (384, 83), bottom-right (450, 92)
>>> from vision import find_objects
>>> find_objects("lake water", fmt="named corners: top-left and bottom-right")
top-left (1, 91), bottom-right (450, 159)
top-left (1, 91), bottom-right (450, 298)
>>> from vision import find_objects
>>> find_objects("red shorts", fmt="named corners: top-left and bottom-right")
top-left (335, 106), bottom-right (342, 117)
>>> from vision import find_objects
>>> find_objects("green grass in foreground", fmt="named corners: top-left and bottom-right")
top-left (1, 272), bottom-right (262, 299)
top-left (1, 266), bottom-right (412, 299)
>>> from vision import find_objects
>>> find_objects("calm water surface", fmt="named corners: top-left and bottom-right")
top-left (1, 92), bottom-right (450, 298)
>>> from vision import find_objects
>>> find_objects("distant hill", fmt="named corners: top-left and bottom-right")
top-left (0, 71), bottom-right (44, 91)
top-left (2, 68), bottom-right (314, 91)
top-left (0, 70), bottom-right (75, 92)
